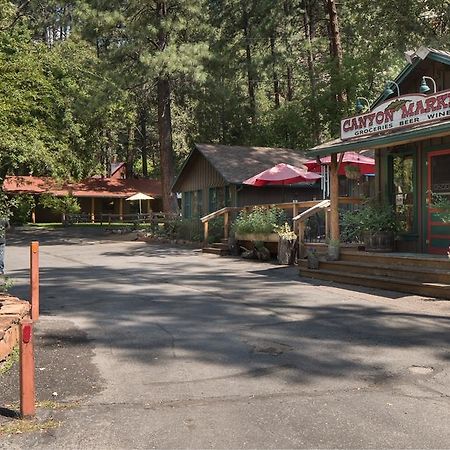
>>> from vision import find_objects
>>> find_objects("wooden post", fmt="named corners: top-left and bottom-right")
top-left (31, 209), bottom-right (36, 224)
top-left (293, 201), bottom-right (299, 219)
top-left (20, 319), bottom-right (35, 418)
top-left (224, 212), bottom-right (229, 240)
top-left (30, 242), bottom-right (39, 321)
top-left (298, 221), bottom-right (305, 259)
top-left (119, 198), bottom-right (124, 221)
top-left (329, 153), bottom-right (340, 242)
top-left (90, 197), bottom-right (95, 223)
top-left (203, 221), bottom-right (209, 246)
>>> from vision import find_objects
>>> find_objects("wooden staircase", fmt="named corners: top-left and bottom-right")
top-left (299, 244), bottom-right (450, 300)
top-left (202, 239), bottom-right (230, 256)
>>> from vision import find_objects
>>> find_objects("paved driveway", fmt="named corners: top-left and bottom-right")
top-left (1, 228), bottom-right (450, 448)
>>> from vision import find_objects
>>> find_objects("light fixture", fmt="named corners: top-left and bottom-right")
top-left (355, 97), bottom-right (370, 113)
top-left (419, 76), bottom-right (437, 94)
top-left (384, 80), bottom-right (400, 97)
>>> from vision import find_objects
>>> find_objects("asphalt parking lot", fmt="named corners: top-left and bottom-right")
top-left (1, 228), bottom-right (450, 449)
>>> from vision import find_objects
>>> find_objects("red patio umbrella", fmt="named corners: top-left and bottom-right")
top-left (304, 152), bottom-right (375, 176)
top-left (243, 163), bottom-right (321, 187)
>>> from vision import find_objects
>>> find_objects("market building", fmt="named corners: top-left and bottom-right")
top-left (308, 47), bottom-right (450, 255)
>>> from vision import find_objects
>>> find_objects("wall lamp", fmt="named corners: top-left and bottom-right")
top-left (419, 76), bottom-right (437, 94)
top-left (384, 80), bottom-right (400, 97)
top-left (355, 97), bottom-right (370, 113)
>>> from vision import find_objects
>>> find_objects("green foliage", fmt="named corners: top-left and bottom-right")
top-left (233, 207), bottom-right (287, 235)
top-left (10, 194), bottom-right (35, 225)
top-left (274, 222), bottom-right (297, 240)
top-left (431, 193), bottom-right (450, 223)
top-left (341, 201), bottom-right (399, 243)
top-left (40, 195), bottom-right (81, 216)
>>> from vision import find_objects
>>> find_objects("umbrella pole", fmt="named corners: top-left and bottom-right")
top-left (139, 199), bottom-right (142, 214)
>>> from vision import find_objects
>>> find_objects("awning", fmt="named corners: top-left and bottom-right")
top-left (307, 120), bottom-right (450, 157)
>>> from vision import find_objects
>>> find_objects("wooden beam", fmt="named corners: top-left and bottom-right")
top-left (329, 153), bottom-right (340, 242)
top-left (224, 212), bottom-right (229, 240)
top-left (90, 198), bottom-right (95, 223)
top-left (119, 198), bottom-right (123, 221)
top-left (203, 221), bottom-right (209, 247)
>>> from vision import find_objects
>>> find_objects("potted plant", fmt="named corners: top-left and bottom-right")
top-left (327, 238), bottom-right (340, 260)
top-left (233, 206), bottom-right (287, 254)
top-left (344, 164), bottom-right (361, 180)
top-left (341, 201), bottom-right (398, 252)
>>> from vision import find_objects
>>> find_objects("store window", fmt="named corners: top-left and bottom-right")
top-left (391, 153), bottom-right (415, 233)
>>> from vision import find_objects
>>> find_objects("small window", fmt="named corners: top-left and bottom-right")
top-left (183, 192), bottom-right (192, 218)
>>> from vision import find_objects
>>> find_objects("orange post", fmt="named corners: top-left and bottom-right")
top-left (20, 319), bottom-right (36, 418)
top-left (30, 241), bottom-right (39, 321)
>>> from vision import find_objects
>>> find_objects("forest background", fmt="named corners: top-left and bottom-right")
top-left (0, 0), bottom-right (449, 211)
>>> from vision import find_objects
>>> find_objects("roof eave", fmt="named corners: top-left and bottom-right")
top-left (307, 121), bottom-right (450, 157)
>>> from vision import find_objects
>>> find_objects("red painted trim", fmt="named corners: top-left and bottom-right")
top-left (427, 148), bottom-right (450, 253)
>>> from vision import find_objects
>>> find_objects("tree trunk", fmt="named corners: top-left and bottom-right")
top-left (324, 0), bottom-right (347, 129)
top-left (242, 4), bottom-right (256, 125)
top-left (157, 77), bottom-right (177, 213)
top-left (139, 105), bottom-right (148, 178)
top-left (303, 0), bottom-right (321, 144)
top-left (156, 1), bottom-right (178, 213)
top-left (126, 124), bottom-right (135, 179)
top-left (270, 35), bottom-right (280, 108)
top-left (283, 0), bottom-right (294, 101)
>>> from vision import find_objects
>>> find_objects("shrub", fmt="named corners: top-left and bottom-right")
top-left (40, 194), bottom-right (81, 217)
top-left (10, 194), bottom-right (36, 225)
top-left (233, 206), bottom-right (287, 235)
top-left (340, 201), bottom-right (398, 243)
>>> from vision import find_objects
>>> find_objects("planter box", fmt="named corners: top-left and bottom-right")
top-left (363, 231), bottom-right (395, 252)
top-left (235, 233), bottom-right (279, 243)
top-left (235, 233), bottom-right (279, 256)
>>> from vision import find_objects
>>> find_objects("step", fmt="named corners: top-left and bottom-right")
top-left (299, 267), bottom-right (450, 300)
top-left (340, 251), bottom-right (450, 270)
top-left (298, 259), bottom-right (450, 284)
top-left (202, 247), bottom-right (229, 256)
top-left (210, 242), bottom-right (230, 250)
top-left (221, 238), bottom-right (229, 245)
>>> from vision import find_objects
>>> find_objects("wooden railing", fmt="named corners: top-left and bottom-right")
top-left (66, 212), bottom-right (179, 226)
top-left (200, 197), bottom-right (364, 246)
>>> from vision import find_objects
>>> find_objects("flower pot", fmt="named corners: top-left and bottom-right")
top-left (363, 231), bottom-right (394, 252)
top-left (327, 243), bottom-right (340, 261)
top-left (345, 166), bottom-right (361, 180)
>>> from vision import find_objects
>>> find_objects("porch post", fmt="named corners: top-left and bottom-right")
top-left (224, 211), bottom-right (229, 240)
top-left (90, 197), bottom-right (95, 223)
top-left (119, 198), bottom-right (124, 221)
top-left (330, 153), bottom-right (340, 242)
top-left (203, 221), bottom-right (209, 246)
top-left (31, 209), bottom-right (36, 224)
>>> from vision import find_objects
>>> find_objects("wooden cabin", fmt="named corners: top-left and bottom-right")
top-left (3, 175), bottom-right (162, 223)
top-left (172, 144), bottom-right (322, 219)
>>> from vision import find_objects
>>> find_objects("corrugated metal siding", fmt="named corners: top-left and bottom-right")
top-left (176, 152), bottom-right (226, 192)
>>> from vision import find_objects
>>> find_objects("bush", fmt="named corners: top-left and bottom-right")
top-left (40, 194), bottom-right (81, 218)
top-left (10, 194), bottom-right (36, 225)
top-left (341, 201), bottom-right (398, 243)
top-left (233, 206), bottom-right (287, 235)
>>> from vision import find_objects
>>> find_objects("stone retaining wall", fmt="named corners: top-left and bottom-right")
top-left (0, 295), bottom-right (31, 362)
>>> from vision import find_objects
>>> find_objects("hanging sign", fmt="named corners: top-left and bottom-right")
top-left (341, 89), bottom-right (450, 140)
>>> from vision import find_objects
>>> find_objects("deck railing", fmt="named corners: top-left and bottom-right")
top-left (66, 212), bottom-right (179, 226)
top-left (200, 198), bottom-right (364, 246)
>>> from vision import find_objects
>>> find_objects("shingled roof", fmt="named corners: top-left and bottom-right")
top-left (173, 144), bottom-right (308, 190)
top-left (3, 176), bottom-right (162, 198)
